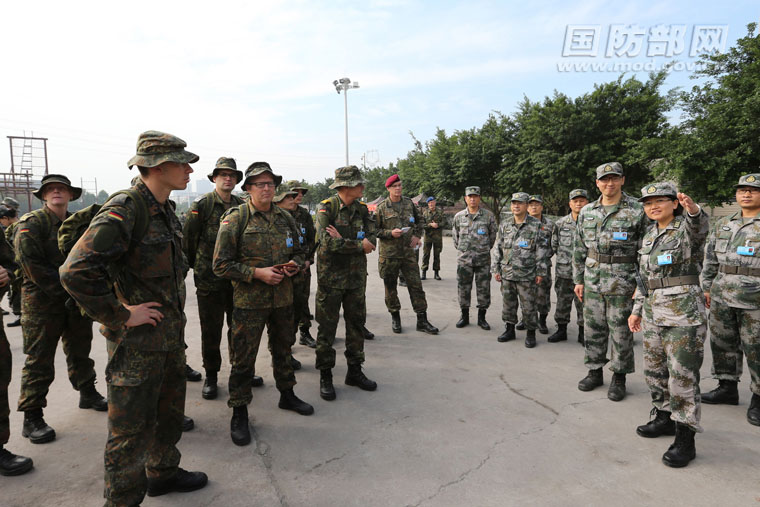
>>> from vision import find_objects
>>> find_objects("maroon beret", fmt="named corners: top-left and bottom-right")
top-left (385, 174), bottom-right (401, 188)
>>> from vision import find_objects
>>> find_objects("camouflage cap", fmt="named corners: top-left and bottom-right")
top-left (569, 189), bottom-right (589, 200)
top-left (638, 181), bottom-right (678, 202)
top-left (528, 194), bottom-right (543, 203)
top-left (736, 173), bottom-right (760, 189)
top-left (32, 174), bottom-right (82, 201)
top-left (329, 165), bottom-right (365, 189)
top-left (0, 205), bottom-right (13, 219)
top-left (283, 179), bottom-right (309, 194)
top-left (1, 197), bottom-right (20, 209)
top-left (511, 192), bottom-right (530, 203)
top-left (595, 162), bottom-right (624, 179)
top-left (207, 157), bottom-right (243, 183)
top-left (273, 189), bottom-right (299, 203)
top-left (127, 130), bottom-right (199, 169)
top-left (465, 186), bottom-right (481, 196)
top-left (241, 161), bottom-right (282, 190)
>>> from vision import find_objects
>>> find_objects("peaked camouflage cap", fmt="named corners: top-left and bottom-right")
top-left (511, 192), bottom-right (530, 202)
top-left (569, 189), bottom-right (589, 200)
top-left (283, 179), bottom-right (309, 194)
top-left (528, 194), bottom-right (543, 203)
top-left (127, 130), bottom-right (199, 169)
top-left (208, 157), bottom-right (244, 183)
top-left (596, 161), bottom-right (624, 179)
top-left (465, 186), bottom-right (481, 196)
top-left (242, 161), bottom-right (282, 190)
top-left (638, 181), bottom-right (678, 202)
top-left (736, 173), bottom-right (760, 189)
top-left (33, 174), bottom-right (82, 201)
top-left (329, 165), bottom-right (365, 189)
top-left (1, 197), bottom-right (20, 209)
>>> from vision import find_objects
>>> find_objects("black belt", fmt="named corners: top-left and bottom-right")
top-left (646, 275), bottom-right (700, 290)
top-left (588, 250), bottom-right (636, 264)
top-left (720, 265), bottom-right (760, 277)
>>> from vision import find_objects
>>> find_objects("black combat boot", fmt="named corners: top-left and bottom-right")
top-left (434, 271), bottom-right (442, 280)
top-left (416, 312), bottom-right (439, 335)
top-left (252, 374), bottom-right (264, 387)
top-left (202, 372), bottom-right (218, 400)
top-left (320, 369), bottom-right (336, 401)
top-left (608, 373), bottom-right (627, 401)
top-left (548, 324), bottom-right (567, 343)
top-left (662, 423), bottom-right (696, 468)
top-left (290, 356), bottom-right (302, 371)
top-left (147, 468), bottom-right (209, 497)
top-left (456, 308), bottom-right (469, 328)
top-left (477, 309), bottom-right (490, 330)
top-left (391, 311), bottom-right (402, 334)
top-left (497, 323), bottom-right (515, 342)
top-left (299, 327), bottom-right (316, 348)
top-left (515, 320), bottom-right (525, 331)
top-left (0, 447), bottom-right (33, 476)
top-left (230, 405), bottom-right (250, 446)
top-left (22, 409), bottom-right (55, 444)
top-left (421, 270), bottom-right (426, 280)
top-left (185, 364), bottom-right (202, 382)
top-left (362, 325), bottom-right (375, 340)
top-left (538, 314), bottom-right (549, 335)
top-left (278, 389), bottom-right (314, 415)
top-left (6, 317), bottom-right (20, 327)
top-left (748, 393), bottom-right (760, 426)
top-left (182, 416), bottom-right (194, 432)
top-left (578, 368), bottom-right (603, 392)
top-left (701, 379), bottom-right (739, 405)
top-left (578, 325), bottom-right (584, 345)
top-left (525, 329), bottom-right (537, 348)
top-left (345, 364), bottom-right (377, 391)
top-left (636, 408), bottom-right (676, 438)
top-left (79, 380), bottom-right (108, 411)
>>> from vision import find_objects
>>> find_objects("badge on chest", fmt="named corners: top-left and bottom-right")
top-left (657, 254), bottom-right (673, 265)
top-left (477, 227), bottom-right (486, 235)
top-left (613, 232), bottom-right (628, 241)
top-left (737, 246), bottom-right (756, 256)
top-left (518, 240), bottom-right (529, 248)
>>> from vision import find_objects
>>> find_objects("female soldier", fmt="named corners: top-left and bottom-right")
top-left (628, 182), bottom-right (709, 468)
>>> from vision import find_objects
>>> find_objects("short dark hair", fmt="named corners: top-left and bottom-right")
top-left (137, 166), bottom-right (151, 177)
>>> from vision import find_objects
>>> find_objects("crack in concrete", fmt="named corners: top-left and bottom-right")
top-left (251, 426), bottom-right (289, 507)
top-left (499, 374), bottom-right (560, 416)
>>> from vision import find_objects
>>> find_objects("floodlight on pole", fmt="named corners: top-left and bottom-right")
top-left (333, 77), bottom-right (359, 166)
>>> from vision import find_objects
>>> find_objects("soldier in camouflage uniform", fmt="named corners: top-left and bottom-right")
top-left (183, 157), bottom-right (251, 400)
top-left (16, 174), bottom-right (106, 446)
top-left (491, 192), bottom-right (549, 348)
top-left (526, 195), bottom-right (554, 334)
top-left (314, 166), bottom-right (379, 401)
top-left (60, 131), bottom-right (207, 504)
top-left (628, 183), bottom-right (708, 467)
top-left (421, 196), bottom-right (446, 280)
top-left (700, 173), bottom-right (760, 427)
top-left (452, 186), bottom-right (497, 330)
top-left (548, 189), bottom-right (588, 344)
top-left (573, 162), bottom-right (648, 402)
top-left (0, 205), bottom-right (21, 327)
top-left (213, 162), bottom-right (313, 447)
top-left (375, 174), bottom-right (438, 335)
top-left (0, 230), bottom-right (33, 476)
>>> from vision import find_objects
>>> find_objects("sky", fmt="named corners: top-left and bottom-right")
top-left (0, 0), bottom-right (757, 194)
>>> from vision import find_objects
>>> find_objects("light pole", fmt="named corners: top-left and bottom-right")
top-left (333, 77), bottom-right (359, 166)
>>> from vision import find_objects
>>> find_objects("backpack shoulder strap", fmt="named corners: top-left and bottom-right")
top-left (106, 188), bottom-right (150, 243)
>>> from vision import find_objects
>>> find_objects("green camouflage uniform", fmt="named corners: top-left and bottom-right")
top-left (182, 190), bottom-right (243, 375)
top-left (5, 222), bottom-right (21, 316)
top-left (551, 213), bottom-right (584, 326)
top-left (534, 215), bottom-right (554, 316)
top-left (452, 206), bottom-right (497, 309)
top-left (422, 207), bottom-right (446, 272)
top-left (15, 206), bottom-right (97, 412)
top-left (701, 192), bottom-right (760, 397)
top-left (212, 200), bottom-right (304, 407)
top-left (573, 192), bottom-right (647, 373)
top-left (60, 131), bottom-right (199, 506)
top-left (315, 192), bottom-right (376, 370)
top-left (0, 233), bottom-right (17, 447)
top-left (375, 196), bottom-right (428, 313)
top-left (633, 186), bottom-right (709, 431)
top-left (491, 214), bottom-right (549, 329)
top-left (291, 205), bottom-right (316, 333)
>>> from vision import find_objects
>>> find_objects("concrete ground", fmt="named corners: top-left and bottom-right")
top-left (2, 237), bottom-right (759, 506)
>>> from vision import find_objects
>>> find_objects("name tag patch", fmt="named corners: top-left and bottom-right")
top-left (477, 227), bottom-right (486, 235)
top-left (357, 230), bottom-right (365, 239)
top-left (518, 240), bottom-right (529, 248)
top-left (409, 216), bottom-right (415, 223)
top-left (286, 237), bottom-right (294, 248)
top-left (737, 246), bottom-right (755, 256)
top-left (613, 232), bottom-right (628, 240)
top-left (657, 254), bottom-right (673, 265)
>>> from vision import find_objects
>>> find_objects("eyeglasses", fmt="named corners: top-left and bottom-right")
top-left (217, 172), bottom-right (237, 179)
top-left (250, 182), bottom-right (276, 189)
top-left (642, 198), bottom-right (675, 208)
top-left (737, 187), bottom-right (760, 195)
top-left (598, 176), bottom-right (622, 183)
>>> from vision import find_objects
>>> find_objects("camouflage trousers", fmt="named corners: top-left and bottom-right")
top-left (500, 279), bottom-right (537, 330)
top-left (9, 277), bottom-right (20, 315)
top-left (708, 300), bottom-right (760, 396)
top-left (378, 256), bottom-right (428, 313)
top-left (421, 234), bottom-right (443, 272)
top-left (643, 321), bottom-right (706, 432)
top-left (293, 270), bottom-right (312, 332)
top-left (582, 291), bottom-right (635, 373)
top-left (0, 328), bottom-right (10, 446)
top-left (553, 277), bottom-right (583, 326)
top-left (104, 342), bottom-right (186, 507)
top-left (315, 284), bottom-right (366, 370)
top-left (535, 273), bottom-right (552, 316)
top-left (196, 286), bottom-right (233, 374)
top-left (228, 306), bottom-right (296, 408)
top-left (17, 307), bottom-right (96, 411)
top-left (457, 263), bottom-right (491, 309)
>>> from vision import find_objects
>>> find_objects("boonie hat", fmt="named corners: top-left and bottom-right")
top-left (208, 157), bottom-right (243, 183)
top-left (127, 130), bottom-right (199, 169)
top-left (32, 174), bottom-right (82, 201)
top-left (284, 180), bottom-right (309, 194)
top-left (330, 166), bottom-right (366, 189)
top-left (242, 162), bottom-right (282, 190)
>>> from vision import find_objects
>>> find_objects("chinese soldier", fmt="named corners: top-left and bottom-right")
top-left (421, 196), bottom-right (446, 280)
